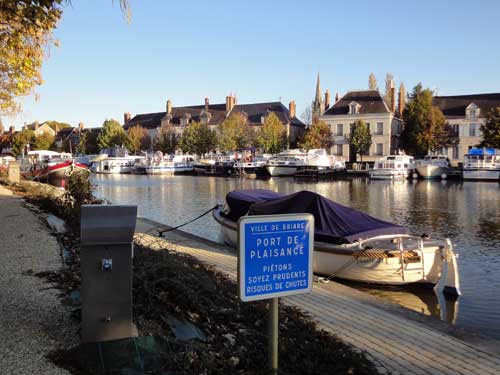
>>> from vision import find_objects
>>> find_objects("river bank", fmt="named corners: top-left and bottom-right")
top-left (0, 179), bottom-right (381, 374)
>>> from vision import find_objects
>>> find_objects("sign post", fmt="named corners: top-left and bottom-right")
top-left (238, 214), bottom-right (314, 373)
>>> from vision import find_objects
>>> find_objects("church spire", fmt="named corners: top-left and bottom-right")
top-left (312, 72), bottom-right (325, 122)
top-left (315, 72), bottom-right (322, 103)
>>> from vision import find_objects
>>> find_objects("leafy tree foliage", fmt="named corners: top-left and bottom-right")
top-left (479, 107), bottom-right (500, 149)
top-left (76, 128), bottom-right (99, 155)
top-left (0, 1), bottom-right (130, 115)
top-left (218, 112), bottom-right (254, 152)
top-left (33, 132), bottom-right (55, 150)
top-left (179, 121), bottom-right (216, 156)
top-left (154, 126), bottom-right (178, 154)
top-left (384, 73), bottom-right (394, 107)
top-left (0, 133), bottom-right (12, 153)
top-left (97, 119), bottom-right (130, 151)
top-left (400, 84), bottom-right (450, 156)
top-left (299, 121), bottom-right (332, 150)
top-left (256, 112), bottom-right (286, 154)
top-left (348, 120), bottom-right (372, 162)
top-left (0, 0), bottom-right (63, 115)
top-left (368, 73), bottom-right (378, 90)
top-left (128, 124), bottom-right (151, 154)
top-left (12, 128), bottom-right (35, 156)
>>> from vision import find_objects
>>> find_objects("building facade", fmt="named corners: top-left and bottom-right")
top-left (432, 93), bottom-right (500, 165)
top-left (123, 95), bottom-right (306, 150)
top-left (320, 90), bottom-right (403, 162)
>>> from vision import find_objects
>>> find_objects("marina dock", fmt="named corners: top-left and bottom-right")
top-left (135, 217), bottom-right (500, 375)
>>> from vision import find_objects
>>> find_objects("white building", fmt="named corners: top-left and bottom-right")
top-left (433, 93), bottom-right (500, 165)
top-left (320, 90), bottom-right (403, 162)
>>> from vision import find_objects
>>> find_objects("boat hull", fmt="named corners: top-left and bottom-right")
top-left (265, 165), bottom-right (298, 176)
top-left (34, 161), bottom-right (90, 188)
top-left (416, 165), bottom-right (451, 179)
top-left (462, 169), bottom-right (500, 181)
top-left (369, 168), bottom-right (411, 180)
top-left (212, 208), bottom-right (444, 286)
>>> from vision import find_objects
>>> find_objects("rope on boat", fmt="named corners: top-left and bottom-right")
top-left (153, 205), bottom-right (218, 237)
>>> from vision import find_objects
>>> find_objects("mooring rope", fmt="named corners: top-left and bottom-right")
top-left (152, 205), bottom-right (218, 237)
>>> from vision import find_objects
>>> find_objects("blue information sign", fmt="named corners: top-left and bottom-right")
top-left (238, 214), bottom-right (314, 302)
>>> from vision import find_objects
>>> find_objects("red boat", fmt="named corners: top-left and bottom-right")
top-left (33, 159), bottom-right (90, 188)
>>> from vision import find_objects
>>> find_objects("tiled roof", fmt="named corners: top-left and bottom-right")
top-left (55, 127), bottom-right (77, 141)
top-left (433, 93), bottom-right (500, 118)
top-left (232, 102), bottom-right (305, 127)
top-left (323, 90), bottom-right (389, 115)
top-left (124, 101), bottom-right (306, 130)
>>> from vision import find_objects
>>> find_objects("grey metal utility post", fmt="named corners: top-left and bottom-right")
top-left (80, 205), bottom-right (138, 343)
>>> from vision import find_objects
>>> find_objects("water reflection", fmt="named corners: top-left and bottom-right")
top-left (92, 174), bottom-right (500, 340)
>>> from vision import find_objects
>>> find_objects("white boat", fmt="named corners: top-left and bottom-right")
top-left (369, 153), bottom-right (415, 180)
top-left (265, 149), bottom-right (307, 176)
top-left (91, 147), bottom-right (145, 174)
top-left (212, 189), bottom-right (460, 296)
top-left (462, 148), bottom-right (500, 181)
top-left (416, 155), bottom-right (452, 179)
top-left (234, 155), bottom-right (269, 176)
top-left (143, 152), bottom-right (195, 175)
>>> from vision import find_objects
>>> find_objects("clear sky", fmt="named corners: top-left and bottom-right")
top-left (6, 0), bottom-right (500, 129)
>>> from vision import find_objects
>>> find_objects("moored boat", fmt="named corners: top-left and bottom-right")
top-left (462, 148), bottom-right (500, 181)
top-left (416, 155), bottom-right (452, 179)
top-left (212, 189), bottom-right (460, 294)
top-left (265, 149), bottom-right (307, 176)
top-left (369, 153), bottom-right (416, 180)
top-left (91, 147), bottom-right (145, 174)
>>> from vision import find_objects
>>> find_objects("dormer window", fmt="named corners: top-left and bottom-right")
top-left (349, 101), bottom-right (360, 115)
top-left (466, 103), bottom-right (480, 119)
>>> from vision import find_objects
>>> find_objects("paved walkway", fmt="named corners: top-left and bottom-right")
top-left (0, 186), bottom-right (76, 374)
top-left (135, 218), bottom-right (500, 375)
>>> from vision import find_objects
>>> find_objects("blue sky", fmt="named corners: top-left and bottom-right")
top-left (6, 0), bottom-right (500, 129)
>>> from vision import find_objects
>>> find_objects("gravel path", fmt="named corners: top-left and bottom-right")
top-left (0, 186), bottom-right (77, 374)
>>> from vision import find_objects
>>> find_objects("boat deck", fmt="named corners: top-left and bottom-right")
top-left (135, 217), bottom-right (500, 375)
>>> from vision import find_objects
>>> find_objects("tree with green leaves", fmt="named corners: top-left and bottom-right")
top-left (218, 112), bottom-right (253, 152)
top-left (0, 133), bottom-right (12, 153)
top-left (154, 126), bottom-right (178, 154)
top-left (384, 73), bottom-right (394, 106)
top-left (76, 128), bottom-right (99, 155)
top-left (43, 120), bottom-right (71, 131)
top-left (400, 84), bottom-right (450, 156)
top-left (0, 1), bottom-right (130, 115)
top-left (128, 124), bottom-right (151, 154)
top-left (33, 132), bottom-right (55, 150)
top-left (299, 121), bottom-right (332, 150)
top-left (97, 119), bottom-right (131, 151)
top-left (179, 121), bottom-right (216, 156)
top-left (479, 107), bottom-right (500, 149)
top-left (256, 112), bottom-right (286, 154)
top-left (12, 128), bottom-right (35, 156)
top-left (348, 120), bottom-right (372, 162)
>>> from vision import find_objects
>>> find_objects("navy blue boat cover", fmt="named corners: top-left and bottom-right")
top-left (224, 189), bottom-right (409, 244)
top-left (223, 189), bottom-right (284, 222)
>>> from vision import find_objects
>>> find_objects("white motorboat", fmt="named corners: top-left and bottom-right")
top-left (462, 148), bottom-right (500, 181)
top-left (369, 153), bottom-right (415, 180)
top-left (234, 155), bottom-right (269, 176)
top-left (143, 152), bottom-right (195, 175)
top-left (416, 155), bottom-right (452, 179)
top-left (91, 147), bottom-right (145, 174)
top-left (212, 189), bottom-right (460, 295)
top-left (265, 149), bottom-right (307, 176)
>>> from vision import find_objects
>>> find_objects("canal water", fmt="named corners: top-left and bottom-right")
top-left (92, 175), bottom-right (500, 340)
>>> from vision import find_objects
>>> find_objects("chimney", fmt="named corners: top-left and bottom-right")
top-left (324, 90), bottom-right (331, 110)
top-left (167, 99), bottom-right (172, 115)
top-left (9, 126), bottom-right (15, 134)
top-left (34, 121), bottom-right (39, 130)
top-left (205, 97), bottom-right (209, 112)
top-left (390, 81), bottom-right (396, 114)
top-left (289, 100), bottom-right (296, 118)
top-left (335, 92), bottom-right (340, 103)
top-left (123, 112), bottom-right (131, 124)
top-left (54, 123), bottom-right (59, 134)
top-left (78, 122), bottom-right (85, 131)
